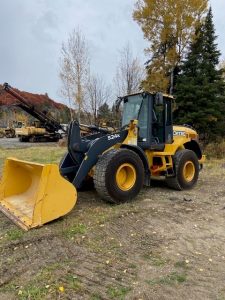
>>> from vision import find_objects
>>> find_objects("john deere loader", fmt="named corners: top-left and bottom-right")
top-left (0, 91), bottom-right (205, 230)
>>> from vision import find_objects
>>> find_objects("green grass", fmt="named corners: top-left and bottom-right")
top-left (6, 229), bottom-right (24, 241)
top-left (107, 286), bottom-right (131, 300)
top-left (18, 285), bottom-right (47, 300)
top-left (0, 146), bottom-right (66, 174)
top-left (63, 223), bottom-right (87, 238)
top-left (146, 272), bottom-right (187, 286)
top-left (64, 274), bottom-right (82, 291)
top-left (91, 293), bottom-right (102, 300)
top-left (143, 253), bottom-right (168, 266)
top-left (7, 263), bottom-right (83, 299)
top-left (174, 260), bottom-right (190, 270)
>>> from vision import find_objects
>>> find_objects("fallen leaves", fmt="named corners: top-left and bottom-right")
top-left (59, 286), bottom-right (65, 292)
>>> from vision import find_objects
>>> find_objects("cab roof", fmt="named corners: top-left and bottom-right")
top-left (124, 91), bottom-right (174, 100)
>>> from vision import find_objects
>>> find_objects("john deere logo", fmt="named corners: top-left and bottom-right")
top-left (173, 130), bottom-right (186, 136)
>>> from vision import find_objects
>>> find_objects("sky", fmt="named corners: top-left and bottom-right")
top-left (0, 0), bottom-right (224, 105)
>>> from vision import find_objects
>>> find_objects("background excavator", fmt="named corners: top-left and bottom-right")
top-left (2, 83), bottom-right (66, 142)
top-left (0, 88), bottom-right (205, 230)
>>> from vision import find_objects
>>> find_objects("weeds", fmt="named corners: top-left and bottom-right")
top-left (146, 272), bottom-right (187, 286)
top-left (91, 293), bottom-right (102, 300)
top-left (107, 286), bottom-right (131, 299)
top-left (64, 274), bottom-right (82, 291)
top-left (143, 253), bottom-right (168, 266)
top-left (204, 141), bottom-right (225, 159)
top-left (6, 229), bottom-right (24, 241)
top-left (63, 223), bottom-right (87, 238)
top-left (174, 260), bottom-right (190, 270)
top-left (18, 285), bottom-right (47, 300)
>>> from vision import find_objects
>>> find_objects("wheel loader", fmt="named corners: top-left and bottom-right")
top-left (0, 92), bottom-right (205, 230)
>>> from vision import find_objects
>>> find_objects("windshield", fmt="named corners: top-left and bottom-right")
top-left (121, 94), bottom-right (143, 126)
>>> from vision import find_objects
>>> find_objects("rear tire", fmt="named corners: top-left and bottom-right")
top-left (94, 149), bottom-right (144, 204)
top-left (19, 136), bottom-right (29, 142)
top-left (166, 149), bottom-right (199, 190)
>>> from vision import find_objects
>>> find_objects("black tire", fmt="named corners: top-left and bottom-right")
top-left (94, 149), bottom-right (144, 204)
top-left (19, 136), bottom-right (29, 142)
top-left (29, 136), bottom-right (37, 142)
top-left (166, 149), bottom-right (199, 191)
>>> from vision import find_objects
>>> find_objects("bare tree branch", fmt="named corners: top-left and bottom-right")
top-left (59, 28), bottom-right (90, 122)
top-left (114, 43), bottom-right (145, 96)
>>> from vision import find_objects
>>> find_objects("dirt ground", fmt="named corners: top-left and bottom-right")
top-left (0, 141), bottom-right (225, 300)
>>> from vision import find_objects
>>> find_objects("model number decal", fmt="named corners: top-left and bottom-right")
top-left (108, 134), bottom-right (120, 140)
top-left (173, 130), bottom-right (186, 136)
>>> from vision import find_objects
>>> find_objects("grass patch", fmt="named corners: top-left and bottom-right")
top-left (146, 272), bottom-right (187, 286)
top-left (0, 147), bottom-right (66, 175)
top-left (64, 274), bottom-right (82, 291)
top-left (18, 284), bottom-right (47, 300)
top-left (128, 263), bottom-right (137, 269)
top-left (143, 253), bottom-right (168, 267)
top-left (107, 286), bottom-right (131, 300)
top-left (6, 229), bottom-right (24, 241)
top-left (174, 260), bottom-right (190, 270)
top-left (14, 263), bottom-right (82, 299)
top-left (63, 223), bottom-right (87, 238)
top-left (91, 293), bottom-right (102, 300)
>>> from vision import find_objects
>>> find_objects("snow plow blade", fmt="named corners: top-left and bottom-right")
top-left (0, 158), bottom-right (77, 230)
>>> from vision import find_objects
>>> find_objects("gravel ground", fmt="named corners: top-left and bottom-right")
top-left (0, 137), bottom-right (58, 149)
top-left (0, 141), bottom-right (225, 299)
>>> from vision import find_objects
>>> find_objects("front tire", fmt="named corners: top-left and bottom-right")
top-left (166, 149), bottom-right (199, 190)
top-left (94, 149), bottom-right (144, 204)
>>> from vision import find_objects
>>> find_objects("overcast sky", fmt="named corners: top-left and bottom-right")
top-left (0, 0), bottom-right (224, 104)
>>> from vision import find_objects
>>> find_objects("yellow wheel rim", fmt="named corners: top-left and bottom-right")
top-left (183, 161), bottom-right (195, 182)
top-left (116, 163), bottom-right (136, 191)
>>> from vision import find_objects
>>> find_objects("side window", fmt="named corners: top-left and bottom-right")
top-left (154, 104), bottom-right (164, 124)
top-left (138, 98), bottom-right (148, 142)
top-left (165, 100), bottom-right (172, 126)
top-left (152, 99), bottom-right (165, 143)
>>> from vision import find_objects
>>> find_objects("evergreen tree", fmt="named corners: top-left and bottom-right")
top-left (97, 102), bottom-right (111, 124)
top-left (174, 7), bottom-right (225, 142)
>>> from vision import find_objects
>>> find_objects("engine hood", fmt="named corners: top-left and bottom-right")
top-left (173, 125), bottom-right (198, 140)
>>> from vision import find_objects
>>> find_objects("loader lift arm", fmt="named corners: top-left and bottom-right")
top-left (3, 83), bottom-right (66, 133)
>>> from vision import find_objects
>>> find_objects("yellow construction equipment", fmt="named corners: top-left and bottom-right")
top-left (0, 91), bottom-right (205, 230)
top-left (0, 158), bottom-right (76, 230)
top-left (2, 83), bottom-right (65, 142)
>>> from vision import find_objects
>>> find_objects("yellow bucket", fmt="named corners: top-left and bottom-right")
top-left (0, 158), bottom-right (77, 230)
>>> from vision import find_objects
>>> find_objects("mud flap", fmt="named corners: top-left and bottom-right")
top-left (0, 158), bottom-right (77, 230)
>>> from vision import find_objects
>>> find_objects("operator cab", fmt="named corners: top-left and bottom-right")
top-left (121, 92), bottom-right (173, 151)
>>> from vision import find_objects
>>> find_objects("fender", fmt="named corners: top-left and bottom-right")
top-left (184, 140), bottom-right (202, 159)
top-left (120, 144), bottom-right (151, 186)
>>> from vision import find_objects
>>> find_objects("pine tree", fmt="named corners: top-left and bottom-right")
top-left (97, 103), bottom-right (111, 124)
top-left (133, 0), bottom-right (208, 92)
top-left (174, 7), bottom-right (225, 142)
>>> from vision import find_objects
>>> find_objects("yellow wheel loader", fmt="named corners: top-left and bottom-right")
top-left (0, 92), bottom-right (205, 230)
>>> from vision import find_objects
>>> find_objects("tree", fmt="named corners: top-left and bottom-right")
top-left (85, 75), bottom-right (111, 124)
top-left (59, 28), bottom-right (90, 122)
top-left (98, 102), bottom-right (111, 123)
top-left (133, 0), bottom-right (208, 93)
top-left (174, 7), bottom-right (225, 142)
top-left (219, 59), bottom-right (225, 81)
top-left (114, 43), bottom-right (144, 96)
